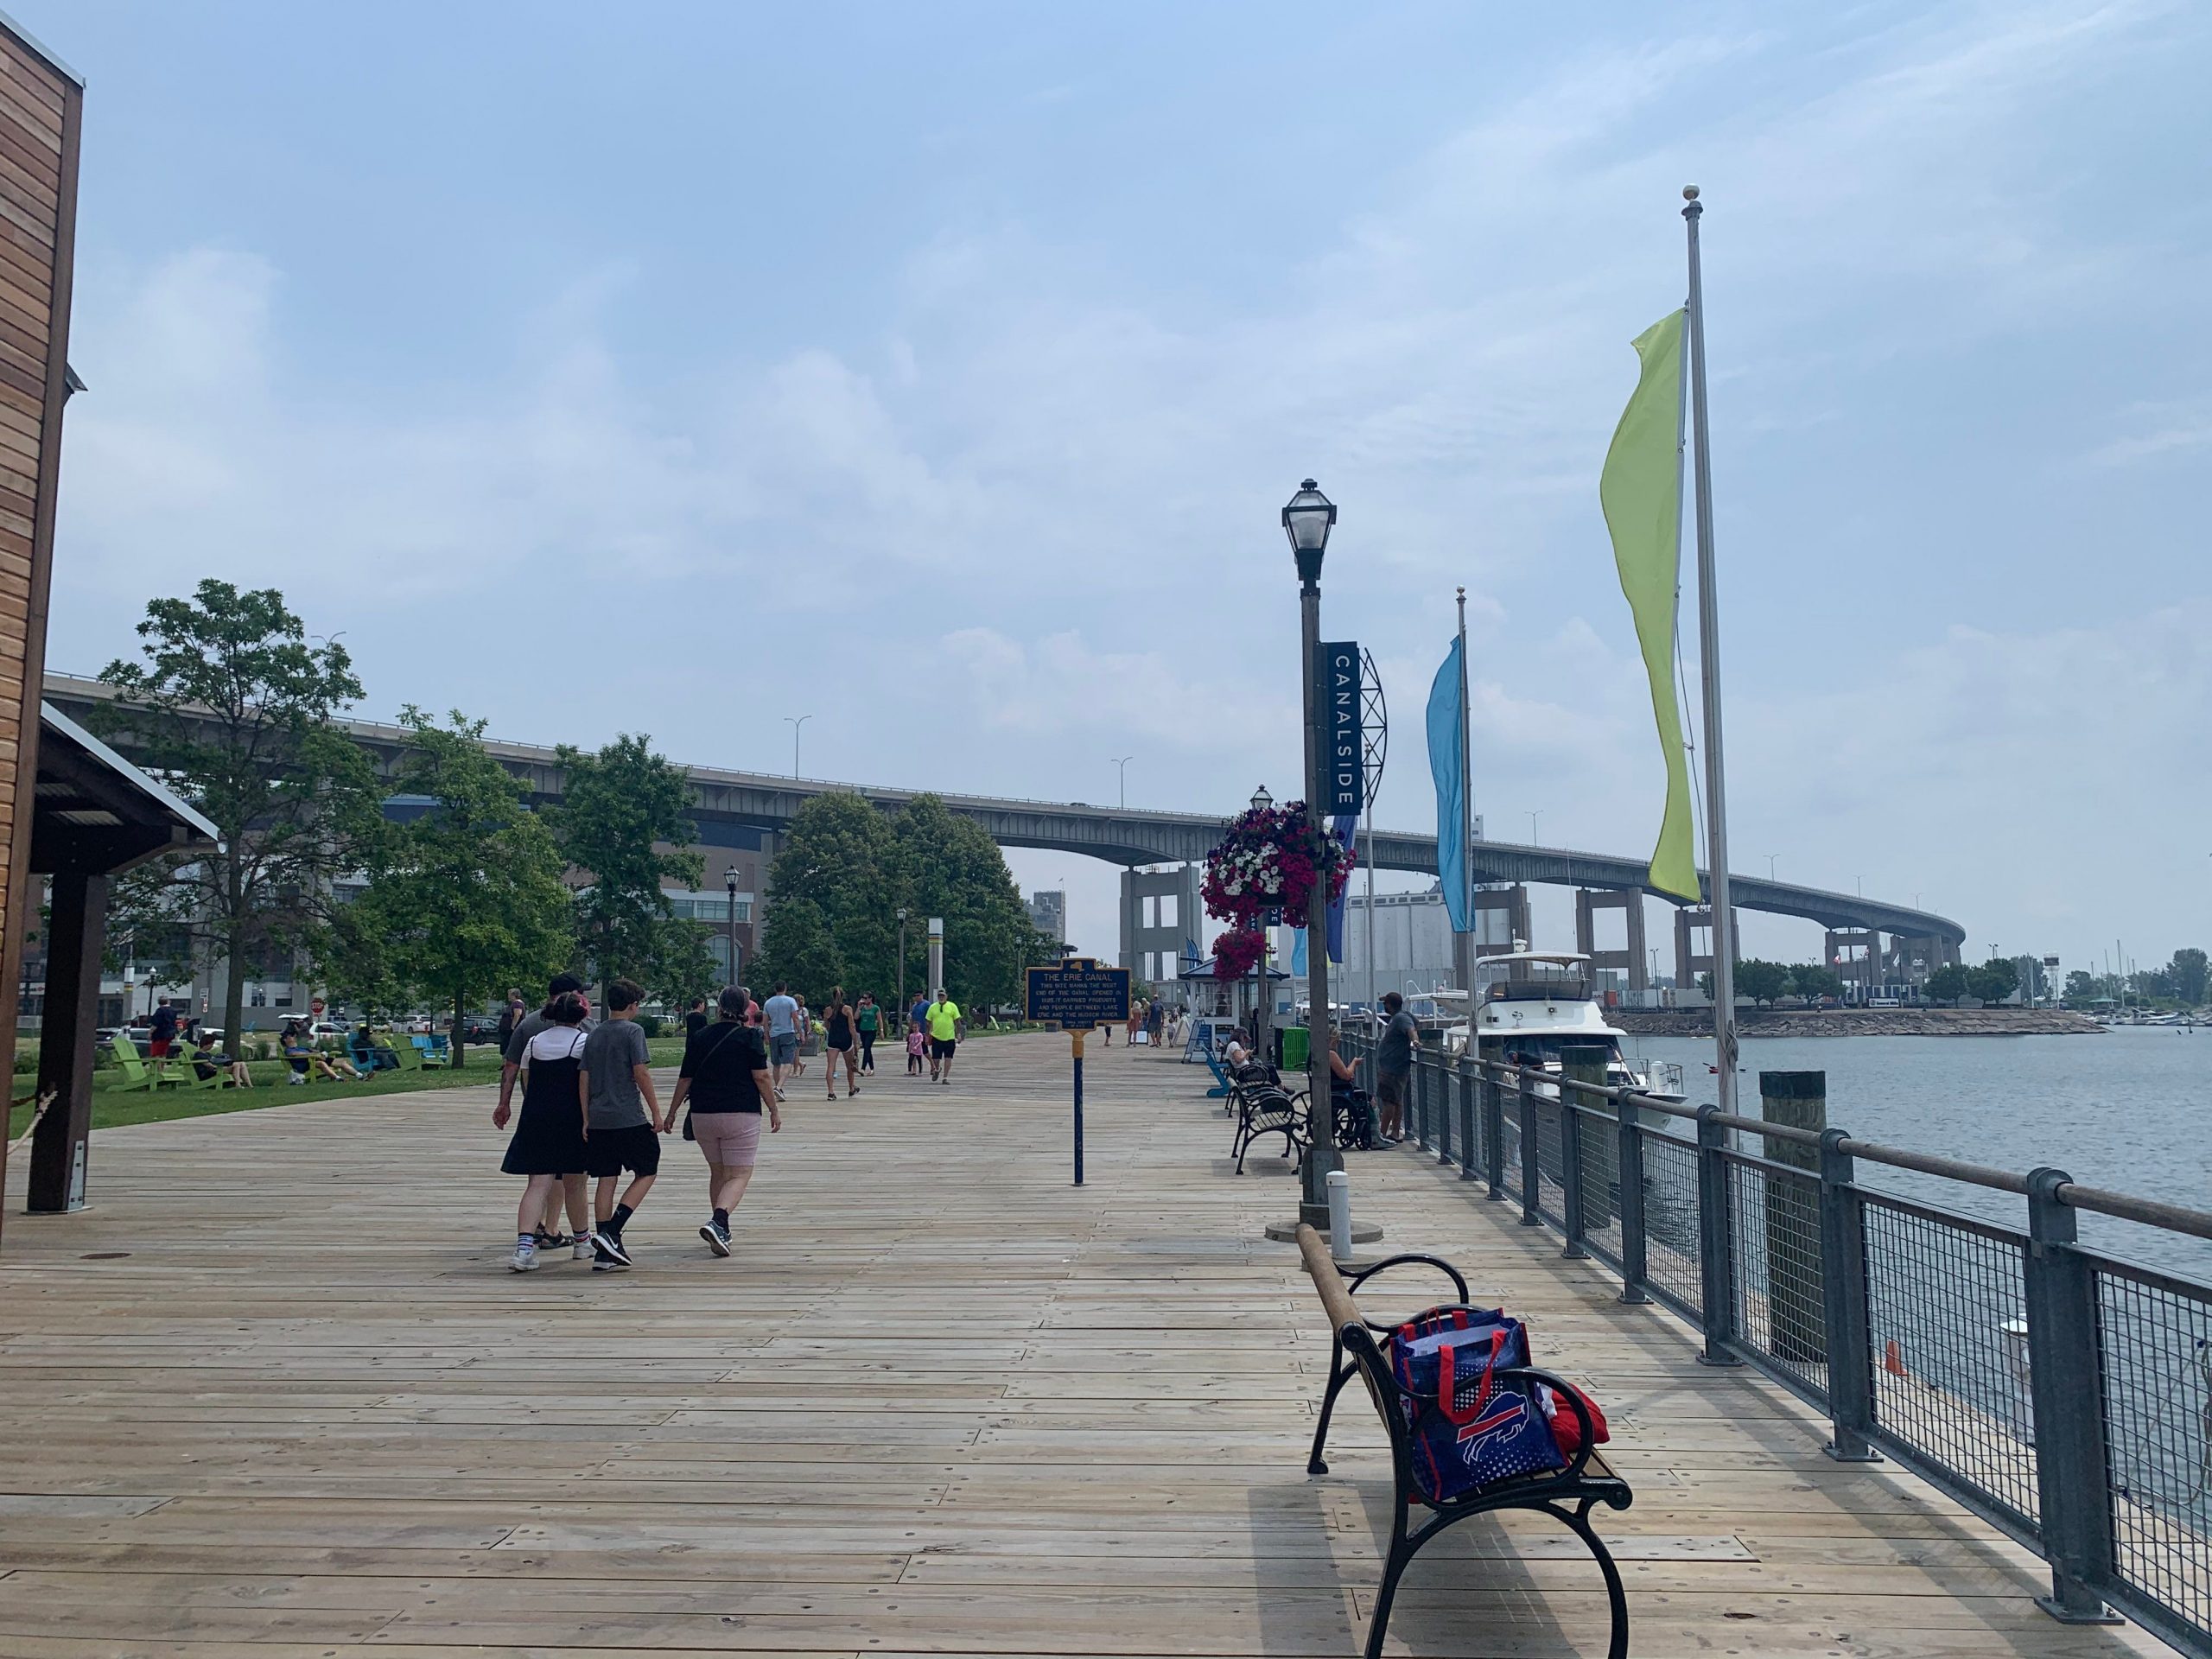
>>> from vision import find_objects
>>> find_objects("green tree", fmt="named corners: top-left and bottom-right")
top-left (757, 791), bottom-right (901, 1001)
top-left (1733, 958), bottom-right (1791, 1007)
top-left (1925, 964), bottom-right (1968, 1005)
top-left (893, 793), bottom-right (1049, 1010)
top-left (2063, 968), bottom-right (2099, 1007)
top-left (1964, 957), bottom-right (2019, 1006)
top-left (2171, 948), bottom-right (2209, 1007)
top-left (330, 709), bottom-right (573, 1065)
top-left (754, 893), bottom-right (845, 1002)
top-left (1789, 962), bottom-right (1844, 1002)
top-left (552, 734), bottom-right (704, 995)
top-left (94, 580), bottom-right (382, 1047)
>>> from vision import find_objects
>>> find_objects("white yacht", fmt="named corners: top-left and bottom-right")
top-left (1452, 947), bottom-right (1685, 1103)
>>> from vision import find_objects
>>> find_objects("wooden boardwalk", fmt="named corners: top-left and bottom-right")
top-left (0, 1032), bottom-right (2164, 1657)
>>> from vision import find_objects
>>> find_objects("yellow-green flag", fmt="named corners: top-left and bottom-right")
top-left (1599, 310), bottom-right (1700, 901)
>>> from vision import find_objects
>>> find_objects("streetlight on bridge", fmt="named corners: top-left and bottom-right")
top-left (785, 715), bottom-right (812, 779)
top-left (1112, 755), bottom-right (1134, 809)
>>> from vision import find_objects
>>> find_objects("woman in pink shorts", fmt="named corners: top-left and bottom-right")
top-left (666, 985), bottom-right (782, 1257)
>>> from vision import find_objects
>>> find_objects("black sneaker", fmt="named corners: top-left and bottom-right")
top-left (699, 1220), bottom-right (732, 1257)
top-left (591, 1231), bottom-right (632, 1268)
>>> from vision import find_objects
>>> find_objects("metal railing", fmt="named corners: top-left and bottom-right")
top-left (1337, 1031), bottom-right (2212, 1658)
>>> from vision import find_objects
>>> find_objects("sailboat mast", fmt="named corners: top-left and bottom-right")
top-left (1683, 185), bottom-right (1738, 1116)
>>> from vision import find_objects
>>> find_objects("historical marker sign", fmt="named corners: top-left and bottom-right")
top-left (1027, 957), bottom-right (1131, 1030)
top-left (1322, 640), bottom-right (1363, 815)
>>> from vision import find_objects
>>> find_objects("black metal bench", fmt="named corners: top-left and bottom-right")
top-left (1295, 1223), bottom-right (1635, 1659)
top-left (1226, 1066), bottom-right (1307, 1174)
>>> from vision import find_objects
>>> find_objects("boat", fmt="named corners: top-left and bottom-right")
top-left (1455, 946), bottom-right (1686, 1103)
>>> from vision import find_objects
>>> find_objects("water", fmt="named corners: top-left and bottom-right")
top-left (1637, 1025), bottom-right (2212, 1281)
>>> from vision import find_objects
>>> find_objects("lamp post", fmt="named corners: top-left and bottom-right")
top-left (1112, 756), bottom-right (1134, 810)
top-left (1283, 479), bottom-right (1340, 1230)
top-left (785, 715), bottom-right (812, 779)
top-left (1249, 785), bottom-right (1273, 1055)
top-left (896, 906), bottom-right (909, 1032)
top-left (724, 865), bottom-right (741, 988)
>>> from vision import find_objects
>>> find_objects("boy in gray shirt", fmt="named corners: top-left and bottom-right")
top-left (581, 978), bottom-right (662, 1271)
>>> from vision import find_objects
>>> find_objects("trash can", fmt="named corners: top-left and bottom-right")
top-left (1280, 1027), bottom-right (1310, 1072)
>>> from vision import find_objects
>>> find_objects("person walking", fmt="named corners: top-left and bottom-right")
top-left (791, 995), bottom-right (811, 1078)
top-left (147, 997), bottom-right (178, 1069)
top-left (855, 994), bottom-right (880, 1074)
top-left (495, 988), bottom-right (524, 1056)
top-left (905, 1017), bottom-right (926, 1075)
top-left (906, 992), bottom-right (930, 1049)
top-left (581, 978), bottom-right (662, 1271)
top-left (1372, 990), bottom-right (1416, 1146)
top-left (925, 987), bottom-right (963, 1085)
top-left (683, 997), bottom-right (709, 1040)
top-left (497, 990), bottom-right (591, 1272)
top-left (667, 985), bottom-right (781, 1256)
top-left (761, 983), bottom-right (798, 1101)
top-left (1126, 1001), bottom-right (1141, 1047)
top-left (498, 972), bottom-right (596, 1259)
top-left (821, 988), bottom-right (859, 1100)
top-left (1145, 1000), bottom-right (1164, 1048)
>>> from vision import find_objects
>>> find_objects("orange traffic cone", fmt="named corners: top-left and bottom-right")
top-left (1884, 1338), bottom-right (1908, 1377)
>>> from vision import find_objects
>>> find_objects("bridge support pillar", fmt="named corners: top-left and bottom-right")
top-left (1573, 888), bottom-right (1648, 995)
top-left (1674, 904), bottom-right (1741, 995)
top-left (1824, 927), bottom-right (1882, 1001)
top-left (1121, 864), bottom-right (1203, 997)
top-left (1470, 885), bottom-right (1530, 963)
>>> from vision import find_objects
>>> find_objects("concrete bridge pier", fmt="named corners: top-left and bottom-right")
top-left (1675, 904), bottom-right (1743, 994)
top-left (1121, 864), bottom-right (1203, 993)
top-left (1574, 887), bottom-right (1649, 992)
top-left (1825, 927), bottom-right (1882, 999)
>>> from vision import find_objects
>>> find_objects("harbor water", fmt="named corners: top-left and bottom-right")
top-left (1637, 1025), bottom-right (2212, 1280)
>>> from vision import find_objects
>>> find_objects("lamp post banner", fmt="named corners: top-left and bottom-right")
top-left (1323, 640), bottom-right (1363, 814)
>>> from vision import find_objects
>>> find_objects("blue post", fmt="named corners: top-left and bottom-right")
top-left (1072, 1031), bottom-right (1085, 1187)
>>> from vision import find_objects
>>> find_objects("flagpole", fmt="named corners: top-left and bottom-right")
top-left (1682, 183), bottom-right (1738, 1117)
top-left (1454, 588), bottom-right (1476, 996)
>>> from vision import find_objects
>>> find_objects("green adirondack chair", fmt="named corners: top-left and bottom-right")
top-left (107, 1034), bottom-right (186, 1093)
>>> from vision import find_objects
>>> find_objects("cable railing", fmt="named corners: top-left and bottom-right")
top-left (1338, 1030), bottom-right (2212, 1659)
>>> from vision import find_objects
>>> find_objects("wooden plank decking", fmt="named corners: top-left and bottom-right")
top-left (0, 1032), bottom-right (2164, 1657)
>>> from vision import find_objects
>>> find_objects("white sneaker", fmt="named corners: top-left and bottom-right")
top-left (572, 1238), bottom-right (594, 1262)
top-left (508, 1242), bottom-right (539, 1272)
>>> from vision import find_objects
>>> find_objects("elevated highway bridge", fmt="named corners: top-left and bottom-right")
top-left (43, 673), bottom-right (1966, 965)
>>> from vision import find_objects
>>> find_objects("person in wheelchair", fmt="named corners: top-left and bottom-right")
top-left (1323, 1034), bottom-right (1377, 1150)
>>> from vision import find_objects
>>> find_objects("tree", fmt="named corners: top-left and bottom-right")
top-left (756, 791), bottom-right (900, 1001)
top-left (1789, 962), bottom-right (1844, 1002)
top-left (2063, 969), bottom-right (2100, 1007)
top-left (1733, 958), bottom-right (1790, 1007)
top-left (1925, 964), bottom-right (1968, 1005)
top-left (893, 794), bottom-right (1050, 1010)
top-left (328, 709), bottom-right (573, 1065)
top-left (2171, 948), bottom-right (2209, 1007)
top-left (1965, 957), bottom-right (2019, 1006)
top-left (552, 734), bottom-right (704, 995)
top-left (753, 893), bottom-right (845, 1003)
top-left (94, 581), bottom-right (382, 1047)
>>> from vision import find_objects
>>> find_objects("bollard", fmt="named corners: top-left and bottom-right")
top-left (1759, 1071), bottom-right (1826, 1363)
top-left (1326, 1168), bottom-right (1353, 1263)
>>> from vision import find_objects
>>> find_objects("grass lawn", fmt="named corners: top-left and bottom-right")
top-left (6, 1035), bottom-right (703, 1139)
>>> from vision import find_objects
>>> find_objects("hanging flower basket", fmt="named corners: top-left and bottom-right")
top-left (1213, 925), bottom-right (1268, 982)
top-left (1201, 798), bottom-right (1351, 938)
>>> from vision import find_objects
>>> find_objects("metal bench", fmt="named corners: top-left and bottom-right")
top-left (1226, 1069), bottom-right (1307, 1173)
top-left (1294, 1223), bottom-right (1635, 1659)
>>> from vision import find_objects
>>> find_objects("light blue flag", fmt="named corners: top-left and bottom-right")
top-left (1427, 636), bottom-right (1469, 931)
top-left (1291, 927), bottom-right (1308, 976)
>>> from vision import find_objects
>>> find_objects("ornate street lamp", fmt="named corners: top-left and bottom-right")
top-left (1282, 478), bottom-right (1341, 1229)
top-left (896, 906), bottom-right (910, 1032)
top-left (724, 865), bottom-right (741, 989)
top-left (1250, 784), bottom-right (1274, 815)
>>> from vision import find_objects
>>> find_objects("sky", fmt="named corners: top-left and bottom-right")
top-left (21, 0), bottom-right (2212, 976)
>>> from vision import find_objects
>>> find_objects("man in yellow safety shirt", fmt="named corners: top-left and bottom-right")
top-left (925, 988), bottom-right (963, 1085)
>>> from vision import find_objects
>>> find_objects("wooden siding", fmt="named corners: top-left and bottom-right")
top-left (0, 19), bottom-right (81, 1239)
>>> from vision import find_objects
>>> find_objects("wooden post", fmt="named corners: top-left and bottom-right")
top-left (29, 870), bottom-right (105, 1213)
top-left (1759, 1070), bottom-right (1825, 1364)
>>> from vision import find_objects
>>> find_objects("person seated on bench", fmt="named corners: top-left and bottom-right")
top-left (191, 1032), bottom-right (254, 1090)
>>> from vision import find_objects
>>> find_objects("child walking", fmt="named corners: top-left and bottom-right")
top-left (582, 978), bottom-right (662, 1272)
top-left (494, 990), bottom-right (590, 1271)
top-left (906, 1019), bottom-right (925, 1075)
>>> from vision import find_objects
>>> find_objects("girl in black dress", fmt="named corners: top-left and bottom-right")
top-left (822, 988), bottom-right (859, 1100)
top-left (500, 991), bottom-right (590, 1271)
